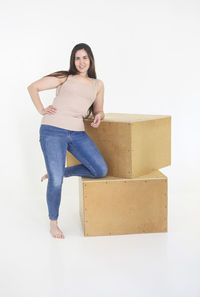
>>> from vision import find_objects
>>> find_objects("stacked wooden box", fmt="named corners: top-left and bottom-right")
top-left (66, 113), bottom-right (171, 236)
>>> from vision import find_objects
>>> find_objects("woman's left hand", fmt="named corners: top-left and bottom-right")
top-left (90, 114), bottom-right (101, 128)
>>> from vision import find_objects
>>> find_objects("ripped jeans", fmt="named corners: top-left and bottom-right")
top-left (39, 124), bottom-right (108, 220)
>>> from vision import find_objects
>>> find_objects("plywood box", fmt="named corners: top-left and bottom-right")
top-left (67, 113), bottom-right (171, 178)
top-left (79, 170), bottom-right (168, 236)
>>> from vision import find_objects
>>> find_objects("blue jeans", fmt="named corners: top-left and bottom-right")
top-left (39, 124), bottom-right (108, 220)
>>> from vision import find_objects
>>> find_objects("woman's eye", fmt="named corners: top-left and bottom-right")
top-left (75, 56), bottom-right (88, 60)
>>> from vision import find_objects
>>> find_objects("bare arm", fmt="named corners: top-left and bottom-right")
top-left (92, 79), bottom-right (105, 120)
top-left (27, 76), bottom-right (67, 114)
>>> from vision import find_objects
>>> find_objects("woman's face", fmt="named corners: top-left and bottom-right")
top-left (74, 49), bottom-right (90, 75)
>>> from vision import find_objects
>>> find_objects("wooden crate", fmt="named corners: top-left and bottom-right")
top-left (79, 170), bottom-right (168, 236)
top-left (67, 113), bottom-right (171, 178)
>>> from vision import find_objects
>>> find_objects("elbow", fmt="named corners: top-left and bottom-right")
top-left (27, 84), bottom-right (38, 92)
top-left (27, 84), bottom-right (33, 90)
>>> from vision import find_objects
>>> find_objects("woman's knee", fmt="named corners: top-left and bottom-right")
top-left (48, 173), bottom-right (64, 187)
top-left (95, 162), bottom-right (108, 178)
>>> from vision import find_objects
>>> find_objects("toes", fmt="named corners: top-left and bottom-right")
top-left (57, 233), bottom-right (64, 239)
top-left (50, 229), bottom-right (64, 239)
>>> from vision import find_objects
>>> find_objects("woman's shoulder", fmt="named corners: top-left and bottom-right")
top-left (57, 75), bottom-right (69, 84)
top-left (96, 79), bottom-right (104, 92)
top-left (95, 78), bottom-right (104, 85)
top-left (91, 78), bottom-right (104, 95)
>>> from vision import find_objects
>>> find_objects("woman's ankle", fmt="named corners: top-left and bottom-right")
top-left (50, 219), bottom-right (58, 224)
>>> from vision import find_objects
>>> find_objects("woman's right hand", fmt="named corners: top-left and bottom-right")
top-left (40, 105), bottom-right (57, 115)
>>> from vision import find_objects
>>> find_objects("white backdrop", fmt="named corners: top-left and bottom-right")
top-left (1, 0), bottom-right (199, 200)
top-left (1, 0), bottom-right (200, 296)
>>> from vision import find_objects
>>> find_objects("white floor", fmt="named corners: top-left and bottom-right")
top-left (1, 177), bottom-right (200, 297)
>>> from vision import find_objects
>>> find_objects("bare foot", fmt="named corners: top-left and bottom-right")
top-left (41, 173), bottom-right (48, 182)
top-left (50, 220), bottom-right (65, 239)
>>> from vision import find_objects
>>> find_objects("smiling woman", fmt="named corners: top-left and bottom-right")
top-left (74, 51), bottom-right (90, 72)
top-left (27, 43), bottom-right (107, 239)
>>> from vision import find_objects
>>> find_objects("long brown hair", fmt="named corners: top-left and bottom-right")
top-left (43, 43), bottom-right (97, 119)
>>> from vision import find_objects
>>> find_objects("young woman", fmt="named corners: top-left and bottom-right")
top-left (27, 43), bottom-right (108, 239)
